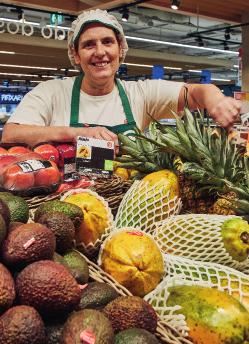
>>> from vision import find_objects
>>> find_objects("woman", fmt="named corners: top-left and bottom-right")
top-left (2, 9), bottom-right (241, 147)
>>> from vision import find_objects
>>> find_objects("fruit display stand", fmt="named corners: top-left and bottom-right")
top-left (26, 175), bottom-right (132, 216)
top-left (81, 252), bottom-right (193, 344)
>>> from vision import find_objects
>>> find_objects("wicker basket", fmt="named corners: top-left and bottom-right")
top-left (83, 254), bottom-right (192, 344)
top-left (26, 175), bottom-right (133, 216)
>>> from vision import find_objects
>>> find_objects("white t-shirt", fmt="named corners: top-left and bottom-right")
top-left (8, 77), bottom-right (184, 131)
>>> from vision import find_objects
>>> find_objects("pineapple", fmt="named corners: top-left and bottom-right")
top-left (117, 126), bottom-right (214, 213)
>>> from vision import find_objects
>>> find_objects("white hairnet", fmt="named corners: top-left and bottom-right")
top-left (68, 9), bottom-right (129, 70)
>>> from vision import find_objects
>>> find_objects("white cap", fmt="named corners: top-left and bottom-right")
top-left (68, 9), bottom-right (129, 70)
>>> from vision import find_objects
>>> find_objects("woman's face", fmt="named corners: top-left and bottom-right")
top-left (74, 23), bottom-right (122, 87)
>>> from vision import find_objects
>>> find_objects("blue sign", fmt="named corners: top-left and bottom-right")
top-left (152, 65), bottom-right (164, 79)
top-left (50, 13), bottom-right (64, 25)
top-left (0, 93), bottom-right (24, 104)
top-left (201, 70), bottom-right (211, 84)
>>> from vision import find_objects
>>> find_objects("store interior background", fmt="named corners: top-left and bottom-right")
top-left (0, 0), bottom-right (248, 128)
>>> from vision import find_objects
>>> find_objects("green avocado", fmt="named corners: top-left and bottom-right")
top-left (34, 200), bottom-right (83, 229)
top-left (114, 328), bottom-right (159, 344)
top-left (62, 249), bottom-right (89, 284)
top-left (0, 192), bottom-right (29, 223)
top-left (76, 281), bottom-right (119, 310)
top-left (0, 214), bottom-right (7, 247)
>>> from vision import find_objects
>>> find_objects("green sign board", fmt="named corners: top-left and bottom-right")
top-left (50, 13), bottom-right (64, 25)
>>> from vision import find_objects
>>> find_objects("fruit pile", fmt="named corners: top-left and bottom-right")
top-left (0, 195), bottom-right (163, 344)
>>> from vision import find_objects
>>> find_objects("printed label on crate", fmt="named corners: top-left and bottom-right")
top-left (17, 160), bottom-right (51, 173)
top-left (76, 136), bottom-right (114, 179)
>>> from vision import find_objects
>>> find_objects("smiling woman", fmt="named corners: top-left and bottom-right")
top-left (2, 9), bottom-right (242, 147)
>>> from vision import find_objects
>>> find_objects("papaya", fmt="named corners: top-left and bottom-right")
top-left (167, 285), bottom-right (249, 344)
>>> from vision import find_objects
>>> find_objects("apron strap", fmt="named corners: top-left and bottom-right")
top-left (115, 79), bottom-right (135, 124)
top-left (70, 73), bottom-right (84, 126)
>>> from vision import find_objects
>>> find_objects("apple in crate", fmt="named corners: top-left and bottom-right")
top-left (35, 161), bottom-right (61, 187)
top-left (34, 144), bottom-right (59, 165)
top-left (2, 164), bottom-right (35, 191)
top-left (0, 147), bottom-right (8, 155)
top-left (8, 146), bottom-right (32, 155)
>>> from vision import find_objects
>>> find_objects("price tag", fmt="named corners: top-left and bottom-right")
top-left (76, 136), bottom-right (114, 179)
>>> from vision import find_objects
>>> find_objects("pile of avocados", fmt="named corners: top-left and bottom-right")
top-left (0, 193), bottom-right (160, 344)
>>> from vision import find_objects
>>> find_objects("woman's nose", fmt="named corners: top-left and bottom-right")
top-left (94, 42), bottom-right (105, 56)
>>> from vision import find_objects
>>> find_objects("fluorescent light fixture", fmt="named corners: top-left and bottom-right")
top-left (233, 64), bottom-right (239, 68)
top-left (188, 69), bottom-right (202, 73)
top-left (124, 62), bottom-right (182, 70)
top-left (0, 17), bottom-right (39, 26)
top-left (46, 24), bottom-right (70, 31)
top-left (0, 64), bottom-right (57, 70)
top-left (41, 75), bottom-right (56, 78)
top-left (211, 78), bottom-right (231, 82)
top-left (125, 35), bottom-right (239, 55)
top-left (0, 51), bottom-right (15, 54)
top-left (30, 80), bottom-right (44, 83)
top-left (0, 72), bottom-right (39, 77)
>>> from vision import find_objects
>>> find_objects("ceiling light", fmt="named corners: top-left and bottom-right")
top-left (123, 62), bottom-right (182, 70)
top-left (188, 70), bottom-right (202, 73)
top-left (0, 72), bottom-right (39, 77)
top-left (125, 35), bottom-right (239, 55)
top-left (0, 17), bottom-right (40, 25)
top-left (0, 64), bottom-right (57, 70)
top-left (171, 0), bottom-right (180, 10)
top-left (121, 8), bottom-right (129, 22)
top-left (0, 51), bottom-right (15, 54)
top-left (211, 78), bottom-right (231, 82)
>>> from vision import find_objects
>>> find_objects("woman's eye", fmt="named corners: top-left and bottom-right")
top-left (103, 38), bottom-right (113, 45)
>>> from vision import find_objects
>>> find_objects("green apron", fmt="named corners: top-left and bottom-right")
top-left (70, 73), bottom-right (136, 135)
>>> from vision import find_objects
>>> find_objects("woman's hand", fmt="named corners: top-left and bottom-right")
top-left (208, 96), bottom-right (241, 130)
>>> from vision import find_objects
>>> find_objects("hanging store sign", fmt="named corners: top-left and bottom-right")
top-left (0, 16), bottom-right (68, 41)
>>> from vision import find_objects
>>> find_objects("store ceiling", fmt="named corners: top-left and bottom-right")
top-left (0, 0), bottom-right (247, 87)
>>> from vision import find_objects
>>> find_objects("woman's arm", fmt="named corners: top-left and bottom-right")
top-left (178, 83), bottom-right (241, 129)
top-left (2, 123), bottom-right (118, 147)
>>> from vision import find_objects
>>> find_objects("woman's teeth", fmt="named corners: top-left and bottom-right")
top-left (93, 62), bottom-right (109, 67)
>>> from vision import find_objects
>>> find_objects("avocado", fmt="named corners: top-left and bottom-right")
top-left (45, 317), bottom-right (67, 344)
top-left (62, 249), bottom-right (89, 284)
top-left (61, 309), bottom-right (114, 344)
top-left (0, 305), bottom-right (46, 344)
top-left (34, 200), bottom-right (83, 229)
top-left (103, 296), bottom-right (158, 333)
top-left (0, 198), bottom-right (10, 227)
top-left (77, 282), bottom-right (119, 310)
top-left (0, 214), bottom-right (7, 247)
top-left (2, 223), bottom-right (56, 269)
top-left (37, 211), bottom-right (76, 253)
top-left (0, 263), bottom-right (15, 314)
top-left (8, 221), bottom-right (24, 233)
top-left (114, 328), bottom-right (159, 344)
top-left (16, 260), bottom-right (81, 317)
top-left (0, 193), bottom-right (29, 223)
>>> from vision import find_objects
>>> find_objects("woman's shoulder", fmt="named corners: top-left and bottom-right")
top-left (31, 76), bottom-right (76, 94)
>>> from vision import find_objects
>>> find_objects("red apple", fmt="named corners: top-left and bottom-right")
top-left (16, 152), bottom-right (43, 162)
top-left (34, 161), bottom-right (61, 187)
top-left (3, 164), bottom-right (35, 191)
top-left (56, 143), bottom-right (76, 168)
top-left (0, 155), bottom-right (19, 183)
top-left (8, 146), bottom-right (32, 155)
top-left (34, 144), bottom-right (59, 165)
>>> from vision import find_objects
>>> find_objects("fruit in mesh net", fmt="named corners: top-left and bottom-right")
top-left (221, 217), bottom-right (249, 262)
top-left (63, 191), bottom-right (113, 247)
top-left (167, 284), bottom-right (249, 344)
top-left (99, 230), bottom-right (164, 297)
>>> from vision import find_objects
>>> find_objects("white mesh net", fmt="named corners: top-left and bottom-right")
top-left (153, 214), bottom-right (249, 273)
top-left (115, 180), bottom-right (182, 234)
top-left (145, 253), bottom-right (249, 336)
